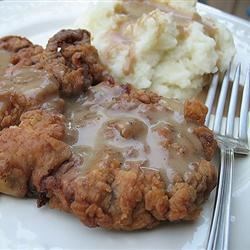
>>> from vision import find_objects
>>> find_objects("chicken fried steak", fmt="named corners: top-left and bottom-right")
top-left (39, 82), bottom-right (217, 230)
top-left (0, 30), bottom-right (217, 231)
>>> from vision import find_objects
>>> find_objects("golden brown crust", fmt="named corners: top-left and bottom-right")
top-left (126, 84), bottom-right (161, 104)
top-left (0, 110), bottom-right (72, 197)
top-left (194, 126), bottom-right (218, 160)
top-left (0, 35), bottom-right (43, 68)
top-left (0, 30), bottom-right (111, 130)
top-left (0, 35), bottom-right (33, 52)
top-left (0, 40), bottom-right (62, 129)
top-left (39, 83), bottom-right (218, 231)
top-left (10, 45), bottom-right (44, 68)
top-left (43, 29), bottom-right (112, 95)
top-left (0, 31), bottom-right (218, 231)
top-left (0, 80), bottom-right (64, 130)
top-left (42, 156), bottom-right (216, 230)
top-left (184, 99), bottom-right (208, 126)
top-left (20, 110), bottom-right (65, 140)
top-left (0, 92), bottom-right (27, 129)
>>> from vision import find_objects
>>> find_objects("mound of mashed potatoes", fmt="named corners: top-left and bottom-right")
top-left (75, 0), bottom-right (235, 99)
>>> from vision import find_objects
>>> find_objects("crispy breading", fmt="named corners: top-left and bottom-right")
top-left (0, 66), bottom-right (64, 129)
top-left (0, 35), bottom-right (33, 52)
top-left (43, 29), bottom-right (112, 95)
top-left (184, 99), bottom-right (208, 126)
top-left (0, 31), bottom-right (218, 231)
top-left (42, 151), bottom-right (216, 230)
top-left (0, 92), bottom-right (27, 129)
top-left (0, 110), bottom-right (72, 197)
top-left (0, 36), bottom-right (63, 129)
top-left (0, 35), bottom-right (43, 68)
top-left (0, 30), bottom-right (112, 129)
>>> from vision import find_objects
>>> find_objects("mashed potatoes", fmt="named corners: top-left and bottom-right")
top-left (75, 0), bottom-right (235, 99)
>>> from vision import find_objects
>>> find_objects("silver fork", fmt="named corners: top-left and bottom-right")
top-left (205, 64), bottom-right (250, 250)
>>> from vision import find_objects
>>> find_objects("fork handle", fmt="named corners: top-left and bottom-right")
top-left (207, 147), bottom-right (234, 250)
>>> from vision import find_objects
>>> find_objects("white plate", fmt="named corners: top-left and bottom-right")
top-left (0, 1), bottom-right (249, 250)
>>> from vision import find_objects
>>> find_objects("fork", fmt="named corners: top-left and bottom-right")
top-left (205, 64), bottom-right (250, 250)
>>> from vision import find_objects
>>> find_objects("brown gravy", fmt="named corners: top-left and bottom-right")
top-left (123, 0), bottom-right (194, 25)
top-left (0, 67), bottom-right (57, 97)
top-left (65, 83), bottom-right (204, 184)
top-left (0, 65), bottom-right (63, 118)
top-left (0, 49), bottom-right (11, 75)
top-left (123, 0), bottom-right (216, 34)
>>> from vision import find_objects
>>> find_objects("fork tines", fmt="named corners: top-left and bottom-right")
top-left (205, 63), bottom-right (250, 150)
top-left (205, 63), bottom-right (249, 250)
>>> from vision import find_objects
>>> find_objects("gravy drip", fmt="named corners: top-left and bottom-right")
top-left (1, 67), bottom-right (57, 97)
top-left (0, 50), bottom-right (11, 75)
top-left (0, 65), bottom-right (63, 115)
top-left (65, 84), bottom-right (204, 184)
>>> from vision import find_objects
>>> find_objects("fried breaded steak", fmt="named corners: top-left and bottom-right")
top-left (0, 30), bottom-right (217, 231)
top-left (38, 82), bottom-right (217, 230)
